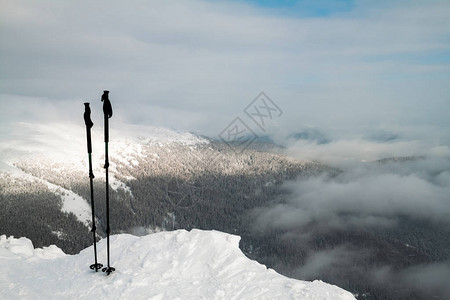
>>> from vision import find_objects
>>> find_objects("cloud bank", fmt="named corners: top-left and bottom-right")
top-left (252, 138), bottom-right (450, 298)
top-left (1, 0), bottom-right (449, 138)
top-left (255, 156), bottom-right (450, 231)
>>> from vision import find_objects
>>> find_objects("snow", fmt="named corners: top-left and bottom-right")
top-left (56, 187), bottom-right (92, 227)
top-left (0, 122), bottom-right (207, 173)
top-left (0, 230), bottom-right (355, 300)
top-left (116, 124), bottom-right (208, 146)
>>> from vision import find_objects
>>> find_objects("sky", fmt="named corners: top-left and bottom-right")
top-left (0, 0), bottom-right (449, 148)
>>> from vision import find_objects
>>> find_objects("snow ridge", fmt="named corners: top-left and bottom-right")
top-left (0, 230), bottom-right (355, 300)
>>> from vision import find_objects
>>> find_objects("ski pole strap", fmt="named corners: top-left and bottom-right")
top-left (104, 142), bottom-right (109, 169)
top-left (88, 153), bottom-right (95, 178)
top-left (86, 128), bottom-right (93, 154)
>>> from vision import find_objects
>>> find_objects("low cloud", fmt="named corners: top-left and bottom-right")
top-left (400, 261), bottom-right (450, 298)
top-left (253, 137), bottom-right (450, 298)
top-left (294, 245), bottom-right (363, 280)
top-left (255, 153), bottom-right (450, 231)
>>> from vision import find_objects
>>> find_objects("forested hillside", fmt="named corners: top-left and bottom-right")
top-left (4, 140), bottom-right (329, 254)
top-left (0, 173), bottom-right (92, 252)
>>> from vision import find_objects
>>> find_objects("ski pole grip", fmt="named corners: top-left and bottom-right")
top-left (101, 90), bottom-right (112, 143)
top-left (84, 103), bottom-right (94, 153)
top-left (84, 102), bottom-right (94, 128)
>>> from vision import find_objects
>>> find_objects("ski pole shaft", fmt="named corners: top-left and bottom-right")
top-left (101, 91), bottom-right (115, 275)
top-left (84, 102), bottom-right (103, 271)
top-left (88, 152), bottom-right (102, 271)
top-left (105, 118), bottom-right (110, 267)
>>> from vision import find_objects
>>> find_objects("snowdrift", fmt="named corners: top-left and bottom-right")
top-left (0, 229), bottom-right (355, 299)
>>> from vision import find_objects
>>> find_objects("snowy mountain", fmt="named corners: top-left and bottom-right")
top-left (0, 122), bottom-right (327, 252)
top-left (0, 122), bottom-right (211, 226)
top-left (1, 122), bottom-right (353, 298)
top-left (0, 230), bottom-right (355, 300)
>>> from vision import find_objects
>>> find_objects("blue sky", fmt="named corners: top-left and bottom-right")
top-left (216, 0), bottom-right (355, 16)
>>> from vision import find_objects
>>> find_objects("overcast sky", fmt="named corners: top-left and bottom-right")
top-left (0, 0), bottom-right (449, 146)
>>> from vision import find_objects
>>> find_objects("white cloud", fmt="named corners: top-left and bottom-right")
top-left (254, 153), bottom-right (450, 231)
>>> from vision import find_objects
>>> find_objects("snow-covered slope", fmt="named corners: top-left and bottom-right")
top-left (0, 122), bottom-right (208, 226)
top-left (0, 230), bottom-right (355, 300)
top-left (0, 122), bottom-right (208, 172)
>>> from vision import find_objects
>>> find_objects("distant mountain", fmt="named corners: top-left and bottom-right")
top-left (0, 230), bottom-right (355, 299)
top-left (365, 131), bottom-right (400, 143)
top-left (288, 128), bottom-right (330, 144)
top-left (376, 156), bottom-right (425, 164)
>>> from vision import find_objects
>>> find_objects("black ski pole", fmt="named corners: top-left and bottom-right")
top-left (101, 91), bottom-right (115, 275)
top-left (84, 102), bottom-right (103, 272)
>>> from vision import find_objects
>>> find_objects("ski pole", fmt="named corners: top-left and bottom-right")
top-left (84, 102), bottom-right (103, 272)
top-left (101, 91), bottom-right (115, 275)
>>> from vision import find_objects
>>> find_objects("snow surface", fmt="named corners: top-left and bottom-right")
top-left (0, 230), bottom-right (355, 300)
top-left (0, 122), bottom-right (208, 174)
top-left (56, 186), bottom-right (92, 227)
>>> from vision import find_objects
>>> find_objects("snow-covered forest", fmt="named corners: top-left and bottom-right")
top-left (2, 138), bottom-right (330, 254)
